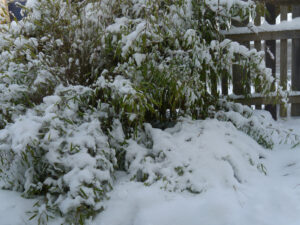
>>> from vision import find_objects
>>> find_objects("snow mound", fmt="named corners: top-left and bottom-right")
top-left (94, 118), bottom-right (300, 225)
top-left (0, 189), bottom-right (35, 225)
top-left (127, 118), bottom-right (267, 193)
top-left (2, 118), bottom-right (300, 225)
top-left (95, 174), bottom-right (300, 225)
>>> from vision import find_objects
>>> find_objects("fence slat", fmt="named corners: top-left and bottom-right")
top-left (210, 73), bottom-right (217, 97)
top-left (265, 3), bottom-right (277, 120)
top-left (254, 13), bottom-right (262, 109)
top-left (280, 6), bottom-right (288, 117)
top-left (221, 72), bottom-right (228, 96)
top-left (232, 18), bottom-right (250, 97)
top-left (291, 6), bottom-right (300, 116)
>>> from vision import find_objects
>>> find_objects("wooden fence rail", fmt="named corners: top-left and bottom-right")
top-left (223, 0), bottom-right (300, 120)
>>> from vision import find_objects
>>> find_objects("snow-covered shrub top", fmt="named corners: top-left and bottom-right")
top-left (0, 0), bottom-right (282, 129)
top-left (216, 100), bottom-right (300, 149)
top-left (126, 118), bottom-right (268, 194)
top-left (0, 86), bottom-right (117, 223)
top-left (0, 0), bottom-right (288, 224)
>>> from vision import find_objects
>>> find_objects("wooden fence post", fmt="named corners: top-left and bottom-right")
top-left (280, 6), bottom-right (288, 117)
top-left (291, 5), bottom-right (300, 116)
top-left (265, 3), bottom-right (277, 120)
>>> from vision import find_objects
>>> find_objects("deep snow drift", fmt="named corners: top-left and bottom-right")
top-left (2, 116), bottom-right (300, 225)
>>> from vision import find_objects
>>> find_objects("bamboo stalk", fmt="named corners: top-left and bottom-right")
top-left (280, 6), bottom-right (288, 117)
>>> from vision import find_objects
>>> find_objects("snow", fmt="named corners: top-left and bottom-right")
top-left (0, 0), bottom-right (297, 223)
top-left (0, 113), bottom-right (41, 154)
top-left (110, 76), bottom-right (137, 95)
top-left (129, 119), bottom-right (265, 191)
top-left (121, 21), bottom-right (146, 56)
top-left (93, 117), bottom-right (300, 225)
top-left (106, 17), bottom-right (129, 33)
top-left (95, 176), bottom-right (300, 225)
top-left (133, 53), bottom-right (146, 67)
top-left (0, 187), bottom-right (35, 225)
top-left (2, 115), bottom-right (300, 224)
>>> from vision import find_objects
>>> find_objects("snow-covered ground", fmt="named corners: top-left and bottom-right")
top-left (2, 115), bottom-right (300, 225)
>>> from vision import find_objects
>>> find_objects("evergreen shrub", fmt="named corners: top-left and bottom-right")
top-left (0, 0), bottom-right (286, 224)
